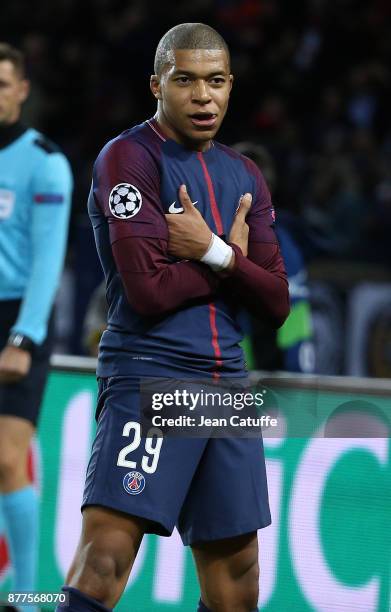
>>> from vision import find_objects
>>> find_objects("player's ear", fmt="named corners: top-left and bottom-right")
top-left (18, 78), bottom-right (30, 105)
top-left (229, 74), bottom-right (233, 93)
top-left (150, 75), bottom-right (162, 100)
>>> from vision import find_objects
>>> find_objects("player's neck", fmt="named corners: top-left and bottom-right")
top-left (153, 113), bottom-right (213, 153)
top-left (0, 120), bottom-right (27, 149)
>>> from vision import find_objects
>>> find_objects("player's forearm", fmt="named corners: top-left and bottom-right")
top-left (112, 237), bottom-right (219, 316)
top-left (119, 262), bottom-right (219, 316)
top-left (226, 243), bottom-right (290, 328)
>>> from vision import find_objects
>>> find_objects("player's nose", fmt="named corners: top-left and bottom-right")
top-left (191, 79), bottom-right (212, 103)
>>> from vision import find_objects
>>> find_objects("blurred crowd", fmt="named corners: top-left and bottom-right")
top-left (2, 0), bottom-right (391, 368)
top-left (3, 0), bottom-right (391, 259)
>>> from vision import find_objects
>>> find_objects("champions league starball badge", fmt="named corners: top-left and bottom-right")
top-left (109, 183), bottom-right (142, 219)
top-left (123, 471), bottom-right (146, 495)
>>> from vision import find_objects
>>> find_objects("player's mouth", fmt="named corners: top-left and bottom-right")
top-left (189, 113), bottom-right (217, 129)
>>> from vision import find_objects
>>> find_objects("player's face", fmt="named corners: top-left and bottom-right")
top-left (151, 49), bottom-right (233, 151)
top-left (0, 61), bottom-right (29, 126)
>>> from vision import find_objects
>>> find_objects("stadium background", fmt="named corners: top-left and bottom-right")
top-left (1, 1), bottom-right (390, 610)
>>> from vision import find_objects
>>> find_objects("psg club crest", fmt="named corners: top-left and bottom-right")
top-left (109, 183), bottom-right (142, 219)
top-left (123, 471), bottom-right (146, 495)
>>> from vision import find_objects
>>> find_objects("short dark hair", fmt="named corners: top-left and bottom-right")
top-left (0, 43), bottom-right (25, 78)
top-left (154, 23), bottom-right (230, 75)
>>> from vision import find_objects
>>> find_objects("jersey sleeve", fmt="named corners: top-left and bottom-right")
top-left (12, 152), bottom-right (73, 344)
top-left (91, 136), bottom-right (219, 316)
top-left (225, 242), bottom-right (290, 329)
top-left (243, 157), bottom-right (278, 244)
top-left (93, 137), bottom-right (168, 243)
top-left (112, 236), bottom-right (220, 316)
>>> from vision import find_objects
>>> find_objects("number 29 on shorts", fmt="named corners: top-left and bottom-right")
top-left (117, 421), bottom-right (163, 474)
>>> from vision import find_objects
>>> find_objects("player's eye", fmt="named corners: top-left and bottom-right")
top-left (175, 76), bottom-right (191, 85)
top-left (210, 77), bottom-right (225, 85)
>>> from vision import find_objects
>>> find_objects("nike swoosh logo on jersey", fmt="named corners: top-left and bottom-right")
top-left (168, 200), bottom-right (198, 213)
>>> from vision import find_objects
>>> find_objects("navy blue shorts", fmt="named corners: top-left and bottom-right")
top-left (82, 376), bottom-right (271, 545)
top-left (0, 300), bottom-right (54, 427)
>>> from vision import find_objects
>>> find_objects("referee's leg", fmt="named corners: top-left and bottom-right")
top-left (0, 415), bottom-right (34, 491)
top-left (192, 532), bottom-right (259, 612)
top-left (0, 414), bottom-right (38, 607)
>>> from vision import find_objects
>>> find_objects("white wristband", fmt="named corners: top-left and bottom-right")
top-left (200, 233), bottom-right (233, 272)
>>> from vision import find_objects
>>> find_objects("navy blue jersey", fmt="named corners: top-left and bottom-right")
top-left (89, 118), bottom-right (278, 378)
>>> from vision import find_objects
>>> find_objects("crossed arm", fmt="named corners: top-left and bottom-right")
top-left (112, 185), bottom-right (290, 328)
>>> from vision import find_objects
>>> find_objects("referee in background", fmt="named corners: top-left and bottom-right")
top-left (0, 43), bottom-right (72, 611)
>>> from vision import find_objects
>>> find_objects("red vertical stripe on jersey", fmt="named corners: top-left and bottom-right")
top-left (197, 152), bottom-right (224, 378)
top-left (209, 303), bottom-right (223, 380)
top-left (197, 152), bottom-right (224, 235)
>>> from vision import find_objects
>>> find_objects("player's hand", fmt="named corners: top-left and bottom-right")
top-left (228, 193), bottom-right (252, 256)
top-left (0, 346), bottom-right (32, 383)
top-left (165, 185), bottom-right (213, 260)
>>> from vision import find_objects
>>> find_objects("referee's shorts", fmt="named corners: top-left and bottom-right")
top-left (0, 300), bottom-right (54, 427)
